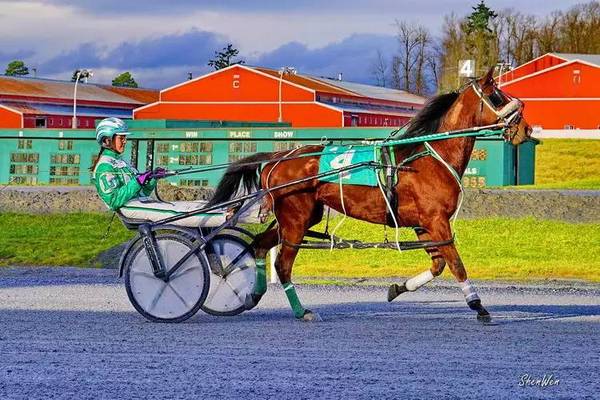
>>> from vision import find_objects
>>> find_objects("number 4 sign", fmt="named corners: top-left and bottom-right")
top-left (459, 60), bottom-right (476, 78)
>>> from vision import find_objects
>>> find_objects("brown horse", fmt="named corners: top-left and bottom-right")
top-left (208, 67), bottom-right (532, 322)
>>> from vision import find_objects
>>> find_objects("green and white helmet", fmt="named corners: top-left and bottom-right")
top-left (96, 117), bottom-right (130, 145)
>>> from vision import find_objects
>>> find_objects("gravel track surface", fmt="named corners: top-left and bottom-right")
top-left (0, 267), bottom-right (599, 399)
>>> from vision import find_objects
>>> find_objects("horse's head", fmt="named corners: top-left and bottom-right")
top-left (468, 67), bottom-right (532, 145)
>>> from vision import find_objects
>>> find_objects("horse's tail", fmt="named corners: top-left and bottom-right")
top-left (207, 152), bottom-right (275, 207)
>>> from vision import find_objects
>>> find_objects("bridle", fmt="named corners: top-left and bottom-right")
top-left (470, 80), bottom-right (524, 141)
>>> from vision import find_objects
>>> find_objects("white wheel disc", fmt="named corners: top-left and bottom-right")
top-left (128, 236), bottom-right (208, 321)
top-left (202, 235), bottom-right (256, 316)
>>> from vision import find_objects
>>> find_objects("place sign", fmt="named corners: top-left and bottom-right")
top-left (229, 131), bottom-right (251, 139)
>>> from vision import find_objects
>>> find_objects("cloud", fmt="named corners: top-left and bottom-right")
top-left (39, 29), bottom-right (228, 86)
top-left (254, 34), bottom-right (398, 85)
top-left (0, 49), bottom-right (36, 68)
top-left (33, 0), bottom-right (431, 16)
top-left (35, 31), bottom-right (400, 89)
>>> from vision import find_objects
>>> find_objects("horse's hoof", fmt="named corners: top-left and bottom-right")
top-left (244, 293), bottom-right (261, 310)
top-left (301, 310), bottom-right (322, 322)
top-left (477, 313), bottom-right (492, 324)
top-left (387, 283), bottom-right (408, 302)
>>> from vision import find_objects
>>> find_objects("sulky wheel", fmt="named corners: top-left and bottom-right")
top-left (124, 233), bottom-right (210, 323)
top-left (201, 233), bottom-right (257, 316)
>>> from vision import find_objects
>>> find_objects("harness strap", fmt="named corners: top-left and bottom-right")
top-left (399, 149), bottom-right (431, 166)
top-left (380, 146), bottom-right (398, 226)
top-left (423, 142), bottom-right (465, 227)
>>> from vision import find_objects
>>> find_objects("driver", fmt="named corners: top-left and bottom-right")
top-left (92, 117), bottom-right (226, 227)
top-left (92, 117), bottom-right (163, 210)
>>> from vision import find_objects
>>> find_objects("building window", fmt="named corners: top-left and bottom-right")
top-left (17, 139), bottom-right (32, 149)
top-left (11, 176), bottom-right (38, 184)
top-left (178, 154), bottom-right (212, 165)
top-left (9, 152), bottom-right (39, 185)
top-left (50, 154), bottom-right (80, 164)
top-left (156, 143), bottom-right (170, 152)
top-left (273, 142), bottom-right (301, 152)
top-left (229, 141), bottom-right (257, 162)
top-left (180, 142), bottom-right (212, 152)
top-left (35, 118), bottom-right (46, 128)
top-left (58, 140), bottom-right (74, 151)
top-left (10, 153), bottom-right (39, 163)
top-left (351, 115), bottom-right (358, 127)
top-left (155, 141), bottom-right (213, 167)
top-left (179, 179), bottom-right (209, 187)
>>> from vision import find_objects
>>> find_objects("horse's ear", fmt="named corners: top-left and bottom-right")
top-left (480, 66), bottom-right (496, 86)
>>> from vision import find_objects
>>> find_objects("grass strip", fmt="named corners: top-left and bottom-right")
top-left (515, 139), bottom-right (600, 190)
top-left (0, 213), bottom-right (598, 282)
top-left (291, 217), bottom-right (600, 282)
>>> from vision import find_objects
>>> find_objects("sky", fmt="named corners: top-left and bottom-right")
top-left (0, 0), bottom-right (589, 89)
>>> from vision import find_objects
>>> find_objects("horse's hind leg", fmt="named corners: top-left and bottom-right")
top-left (274, 195), bottom-right (322, 321)
top-left (388, 228), bottom-right (446, 301)
top-left (244, 227), bottom-right (280, 309)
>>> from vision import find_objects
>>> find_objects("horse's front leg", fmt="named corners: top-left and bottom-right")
top-left (274, 196), bottom-right (323, 322)
top-left (387, 228), bottom-right (446, 301)
top-left (391, 218), bottom-right (491, 323)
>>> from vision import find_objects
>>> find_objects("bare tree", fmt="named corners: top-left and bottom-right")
top-left (439, 13), bottom-right (466, 92)
top-left (426, 40), bottom-right (443, 90)
top-left (394, 20), bottom-right (433, 95)
top-left (370, 49), bottom-right (388, 87)
top-left (558, 2), bottom-right (600, 53)
top-left (390, 55), bottom-right (402, 90)
top-left (536, 12), bottom-right (562, 54)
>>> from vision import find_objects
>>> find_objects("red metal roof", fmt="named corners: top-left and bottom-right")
top-left (252, 66), bottom-right (426, 105)
top-left (253, 67), bottom-right (355, 96)
top-left (102, 85), bottom-right (159, 104)
top-left (0, 101), bottom-right (131, 118)
top-left (0, 76), bottom-right (158, 105)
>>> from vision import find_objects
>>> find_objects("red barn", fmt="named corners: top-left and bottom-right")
top-left (0, 75), bottom-right (158, 129)
top-left (498, 53), bottom-right (600, 129)
top-left (134, 65), bottom-right (426, 127)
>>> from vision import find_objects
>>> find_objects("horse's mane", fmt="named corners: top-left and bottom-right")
top-left (401, 91), bottom-right (459, 139)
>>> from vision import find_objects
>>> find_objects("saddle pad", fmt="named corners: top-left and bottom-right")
top-left (318, 145), bottom-right (379, 186)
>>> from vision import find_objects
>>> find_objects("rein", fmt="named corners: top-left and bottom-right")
top-left (156, 127), bottom-right (507, 179)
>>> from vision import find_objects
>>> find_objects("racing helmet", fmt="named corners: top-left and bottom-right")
top-left (95, 117), bottom-right (130, 145)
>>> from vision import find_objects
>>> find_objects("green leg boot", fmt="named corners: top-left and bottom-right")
top-left (245, 259), bottom-right (267, 310)
top-left (283, 282), bottom-right (322, 322)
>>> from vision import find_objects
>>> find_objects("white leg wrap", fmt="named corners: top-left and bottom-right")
top-left (460, 280), bottom-right (480, 303)
top-left (405, 270), bottom-right (434, 292)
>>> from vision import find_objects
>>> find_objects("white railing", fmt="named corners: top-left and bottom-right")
top-left (533, 129), bottom-right (600, 139)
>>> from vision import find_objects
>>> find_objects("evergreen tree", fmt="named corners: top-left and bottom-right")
top-left (464, 0), bottom-right (499, 73)
top-left (208, 44), bottom-right (245, 70)
top-left (112, 72), bottom-right (138, 88)
top-left (466, 0), bottom-right (498, 34)
top-left (5, 60), bottom-right (29, 76)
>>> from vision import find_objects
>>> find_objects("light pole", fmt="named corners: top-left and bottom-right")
top-left (72, 68), bottom-right (93, 129)
top-left (278, 66), bottom-right (296, 123)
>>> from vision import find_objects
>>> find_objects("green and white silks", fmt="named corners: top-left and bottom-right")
top-left (93, 149), bottom-right (156, 211)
